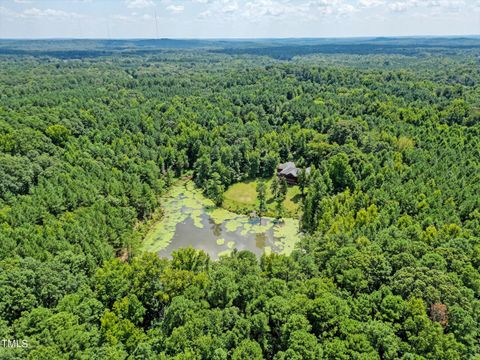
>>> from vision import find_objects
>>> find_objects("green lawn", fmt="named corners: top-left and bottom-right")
top-left (223, 178), bottom-right (302, 218)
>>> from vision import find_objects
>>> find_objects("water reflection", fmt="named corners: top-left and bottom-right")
top-left (255, 233), bottom-right (266, 249)
top-left (158, 212), bottom-right (281, 260)
top-left (208, 217), bottom-right (222, 237)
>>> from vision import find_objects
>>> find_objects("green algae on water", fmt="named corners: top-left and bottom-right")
top-left (209, 208), bottom-right (234, 224)
top-left (142, 180), bottom-right (302, 257)
top-left (273, 218), bottom-right (300, 255)
top-left (225, 218), bottom-right (244, 232)
top-left (143, 210), bottom-right (188, 253)
top-left (191, 209), bottom-right (204, 229)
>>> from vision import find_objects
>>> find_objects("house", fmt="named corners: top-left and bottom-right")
top-left (276, 162), bottom-right (311, 185)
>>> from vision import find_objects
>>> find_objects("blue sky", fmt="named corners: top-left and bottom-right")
top-left (0, 0), bottom-right (478, 38)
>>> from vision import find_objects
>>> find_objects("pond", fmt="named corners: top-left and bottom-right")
top-left (142, 180), bottom-right (301, 260)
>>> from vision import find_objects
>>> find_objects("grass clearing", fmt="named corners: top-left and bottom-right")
top-left (223, 177), bottom-right (302, 218)
top-left (224, 181), bottom-right (258, 205)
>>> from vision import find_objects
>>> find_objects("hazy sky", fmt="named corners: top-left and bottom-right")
top-left (0, 0), bottom-right (478, 38)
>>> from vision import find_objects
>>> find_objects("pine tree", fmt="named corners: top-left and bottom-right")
top-left (256, 181), bottom-right (267, 217)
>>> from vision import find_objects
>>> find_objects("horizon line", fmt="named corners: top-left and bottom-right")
top-left (1, 34), bottom-right (480, 41)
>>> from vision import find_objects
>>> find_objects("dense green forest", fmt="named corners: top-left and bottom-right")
top-left (0, 39), bottom-right (479, 359)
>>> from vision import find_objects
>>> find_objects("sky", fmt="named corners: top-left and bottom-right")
top-left (0, 0), bottom-right (479, 39)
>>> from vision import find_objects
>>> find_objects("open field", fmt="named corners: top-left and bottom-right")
top-left (223, 178), bottom-right (302, 218)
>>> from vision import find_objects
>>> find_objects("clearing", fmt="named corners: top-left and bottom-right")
top-left (223, 178), bottom-right (302, 218)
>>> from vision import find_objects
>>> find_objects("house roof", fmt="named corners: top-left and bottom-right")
top-left (278, 162), bottom-right (299, 177)
top-left (278, 162), bottom-right (311, 177)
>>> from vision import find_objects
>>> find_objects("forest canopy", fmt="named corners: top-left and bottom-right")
top-left (0, 38), bottom-right (479, 359)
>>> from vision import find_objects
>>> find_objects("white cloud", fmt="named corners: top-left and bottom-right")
top-left (111, 12), bottom-right (154, 21)
top-left (0, 6), bottom-right (16, 17)
top-left (125, 0), bottom-right (155, 9)
top-left (243, 0), bottom-right (307, 19)
top-left (166, 4), bottom-right (185, 13)
top-left (341, 3), bottom-right (357, 13)
top-left (388, 1), bottom-right (411, 12)
top-left (17, 7), bottom-right (84, 19)
top-left (307, 0), bottom-right (357, 17)
top-left (112, 14), bottom-right (131, 21)
top-left (388, 0), bottom-right (466, 12)
top-left (198, 9), bottom-right (212, 18)
top-left (221, 0), bottom-right (239, 13)
top-left (198, 0), bottom-right (357, 21)
top-left (13, 0), bottom-right (92, 3)
top-left (475, 0), bottom-right (480, 11)
top-left (358, 0), bottom-right (384, 7)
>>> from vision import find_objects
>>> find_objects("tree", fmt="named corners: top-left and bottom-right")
top-left (275, 193), bottom-right (285, 221)
top-left (442, 99), bottom-right (470, 125)
top-left (297, 168), bottom-right (309, 196)
top-left (301, 169), bottom-right (328, 233)
top-left (256, 181), bottom-right (267, 217)
top-left (45, 124), bottom-right (70, 145)
top-left (232, 339), bottom-right (263, 360)
top-left (328, 153), bottom-right (356, 193)
top-left (205, 172), bottom-right (224, 206)
top-left (328, 119), bottom-right (365, 145)
top-left (171, 248), bottom-right (210, 273)
top-left (271, 175), bottom-right (280, 199)
top-left (280, 177), bottom-right (288, 198)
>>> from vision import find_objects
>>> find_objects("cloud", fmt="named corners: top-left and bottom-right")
top-left (198, 0), bottom-right (357, 21)
top-left (111, 14), bottom-right (131, 21)
top-left (387, 0), bottom-right (466, 12)
top-left (111, 12), bottom-right (154, 21)
top-left (307, 0), bottom-right (357, 17)
top-left (221, 0), bottom-right (239, 13)
top-left (124, 0), bottom-right (155, 9)
top-left (388, 1), bottom-right (411, 12)
top-left (0, 6), bottom-right (15, 17)
top-left (475, 0), bottom-right (480, 11)
top-left (243, 0), bottom-right (307, 19)
top-left (5, 7), bottom-right (85, 19)
top-left (358, 0), bottom-right (384, 7)
top-left (198, 9), bottom-right (212, 18)
top-left (166, 4), bottom-right (185, 13)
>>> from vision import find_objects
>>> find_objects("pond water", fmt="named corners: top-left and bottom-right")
top-left (142, 181), bottom-right (301, 260)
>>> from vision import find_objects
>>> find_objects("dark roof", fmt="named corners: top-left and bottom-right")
top-left (278, 162), bottom-right (299, 177)
top-left (278, 162), bottom-right (312, 178)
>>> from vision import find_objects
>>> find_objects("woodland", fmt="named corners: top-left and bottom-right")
top-left (0, 38), bottom-right (479, 359)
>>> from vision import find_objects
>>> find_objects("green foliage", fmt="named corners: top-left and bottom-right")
top-left (327, 152), bottom-right (356, 193)
top-left (256, 181), bottom-right (267, 217)
top-left (45, 124), bottom-right (70, 146)
top-left (232, 339), bottom-right (263, 359)
top-left (0, 43), bottom-right (479, 358)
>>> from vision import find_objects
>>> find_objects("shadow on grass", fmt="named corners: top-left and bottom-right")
top-left (291, 194), bottom-right (303, 204)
